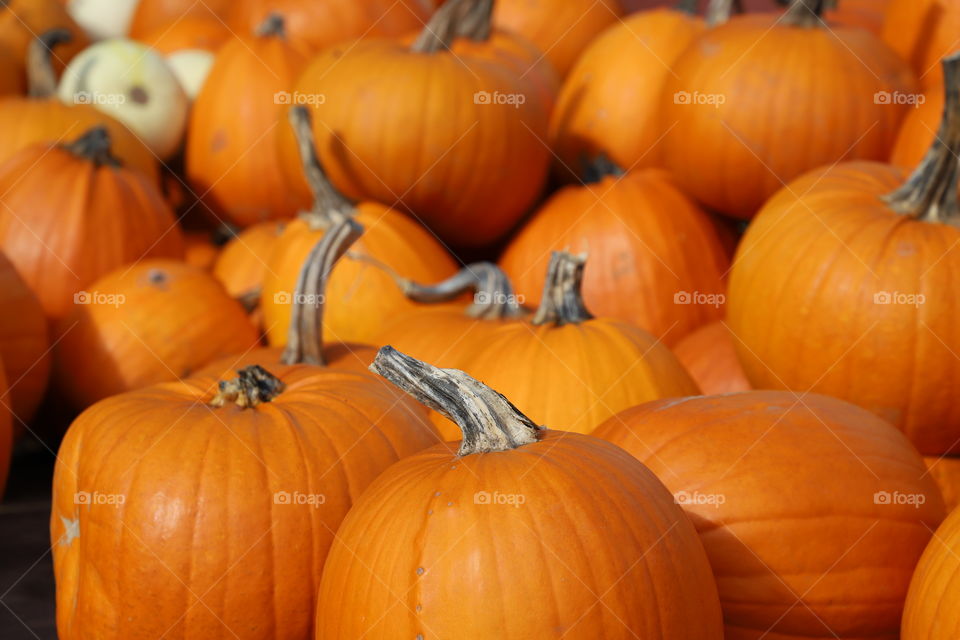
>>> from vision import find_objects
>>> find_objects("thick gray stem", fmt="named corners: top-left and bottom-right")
top-left (28, 29), bottom-right (72, 98)
top-left (531, 252), bottom-right (594, 327)
top-left (288, 106), bottom-right (354, 230)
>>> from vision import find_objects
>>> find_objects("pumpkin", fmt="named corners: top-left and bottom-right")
top-left (226, 0), bottom-right (432, 55)
top-left (459, 251), bottom-right (700, 434)
top-left (661, 0), bottom-right (916, 219)
top-left (262, 106), bottom-right (457, 345)
top-left (673, 320), bottom-right (750, 395)
top-left (183, 231), bottom-right (220, 271)
top-left (316, 346), bottom-right (724, 639)
top-left (57, 38), bottom-right (189, 159)
top-left (499, 165), bottom-right (729, 344)
top-left (0, 0), bottom-right (88, 83)
top-left (923, 456), bottom-right (960, 512)
top-left (128, 0), bottom-right (232, 39)
top-left (0, 360), bottom-right (10, 496)
top-left (284, 0), bottom-right (550, 247)
top-left (51, 360), bottom-right (438, 639)
top-left (66, 0), bottom-right (139, 40)
top-left (891, 83), bottom-right (943, 170)
top-left (0, 45), bottom-right (25, 96)
top-left (186, 14), bottom-right (309, 227)
top-left (0, 126), bottom-right (183, 323)
top-left (0, 30), bottom-right (159, 184)
top-left (902, 502), bottom-right (960, 638)
top-left (883, 0), bottom-right (960, 89)
top-left (492, 0), bottom-right (623, 77)
top-left (0, 251), bottom-right (51, 427)
top-left (594, 391), bottom-right (946, 639)
top-left (54, 259), bottom-right (260, 408)
top-left (728, 54), bottom-right (960, 455)
top-left (213, 220), bottom-right (285, 304)
top-left (549, 3), bottom-right (706, 174)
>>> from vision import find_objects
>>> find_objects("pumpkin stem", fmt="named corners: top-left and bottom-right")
top-left (280, 217), bottom-right (364, 367)
top-left (28, 29), bottom-right (72, 98)
top-left (531, 251), bottom-right (594, 327)
top-left (255, 12), bottom-right (286, 38)
top-left (452, 0), bottom-right (493, 41)
top-left (370, 346), bottom-right (543, 455)
top-left (62, 127), bottom-right (121, 167)
top-left (782, 0), bottom-right (834, 27)
top-left (211, 365), bottom-right (286, 408)
top-left (288, 105), bottom-right (354, 231)
top-left (676, 0), bottom-right (699, 14)
top-left (411, 0), bottom-right (473, 53)
top-left (581, 153), bottom-right (625, 184)
top-left (705, 0), bottom-right (743, 26)
top-left (883, 54), bottom-right (960, 227)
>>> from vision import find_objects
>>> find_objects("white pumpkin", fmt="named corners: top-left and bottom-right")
top-left (67, 0), bottom-right (140, 41)
top-left (165, 49), bottom-right (215, 101)
top-left (58, 39), bottom-right (188, 160)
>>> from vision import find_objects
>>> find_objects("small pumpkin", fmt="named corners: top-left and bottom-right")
top-left (128, 0), bottom-right (232, 39)
top-left (316, 346), bottom-right (724, 639)
top-left (499, 164), bottom-right (729, 343)
top-left (213, 220), bottom-right (285, 304)
top-left (186, 14), bottom-right (309, 226)
top-left (54, 259), bottom-right (260, 408)
top-left (661, 0), bottom-right (916, 218)
top-left (901, 503), bottom-right (960, 638)
top-left (52, 360), bottom-right (438, 639)
top-left (183, 231), bottom-right (220, 271)
top-left (594, 391), bottom-right (946, 639)
top-left (0, 0), bottom-right (88, 83)
top-left (0, 126), bottom-right (183, 323)
top-left (460, 251), bottom-right (700, 434)
top-left (883, 0), bottom-right (960, 89)
top-left (923, 456), bottom-right (960, 512)
top-left (672, 320), bottom-right (750, 395)
top-left (728, 54), bottom-right (960, 455)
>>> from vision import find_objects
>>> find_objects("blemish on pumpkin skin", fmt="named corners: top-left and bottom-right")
top-left (897, 242), bottom-right (917, 257)
top-left (211, 129), bottom-right (228, 153)
top-left (416, 567), bottom-right (425, 576)
top-left (129, 86), bottom-right (149, 105)
top-left (60, 516), bottom-right (80, 546)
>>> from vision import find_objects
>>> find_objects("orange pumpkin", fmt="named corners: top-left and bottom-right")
top-left (728, 55), bottom-right (960, 455)
top-left (594, 391), bottom-right (945, 640)
top-left (262, 106), bottom-right (457, 346)
top-left (459, 252), bottom-right (699, 434)
top-left (137, 16), bottom-right (230, 53)
top-left (54, 259), bottom-right (259, 408)
top-left (0, 30), bottom-right (159, 185)
top-left (500, 167), bottom-right (729, 344)
top-left (52, 361), bottom-right (438, 640)
top-left (285, 0), bottom-right (550, 247)
top-left (0, 360), bottom-right (10, 496)
top-left (186, 14), bottom-right (309, 227)
top-left (672, 320), bottom-right (750, 395)
top-left (492, 0), bottom-right (623, 77)
top-left (549, 5), bottom-right (706, 174)
top-left (924, 456), bottom-right (960, 512)
top-left (0, 127), bottom-right (183, 324)
top-left (0, 0), bottom-right (87, 82)
top-left (316, 346), bottom-right (724, 639)
top-left (213, 220), bottom-right (285, 303)
top-left (883, 0), bottom-right (960, 89)
top-left (901, 503), bottom-right (960, 638)
top-left (183, 231), bottom-right (220, 271)
top-left (661, 0), bottom-right (916, 218)
top-left (0, 45), bottom-right (25, 96)
top-left (891, 83), bottom-right (943, 169)
top-left (128, 0), bottom-right (232, 39)
top-left (0, 251), bottom-right (50, 427)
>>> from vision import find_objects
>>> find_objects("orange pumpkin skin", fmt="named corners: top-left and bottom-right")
top-left (549, 8), bottom-right (705, 175)
top-left (492, 0), bottom-right (623, 77)
top-left (0, 136), bottom-right (183, 323)
top-left (51, 365), bottom-right (438, 640)
top-left (727, 162), bottom-right (960, 455)
top-left (138, 16), bottom-right (230, 53)
top-left (197, 343), bottom-right (377, 380)
top-left (213, 221), bottom-right (286, 301)
top-left (0, 46), bottom-right (25, 96)
top-left (924, 456), bottom-right (960, 512)
top-left (183, 231), bottom-right (219, 271)
top-left (54, 259), bottom-right (260, 409)
top-left (0, 1), bottom-right (87, 81)
top-left (661, 14), bottom-right (916, 219)
top-left (594, 392), bottom-right (945, 640)
top-left (883, 0), bottom-right (960, 89)
top-left (128, 0), bottom-right (232, 38)
top-left (901, 505), bottom-right (960, 638)
top-left (261, 206), bottom-right (457, 346)
top-left (0, 251), bottom-right (50, 425)
top-left (890, 85), bottom-right (942, 170)
top-left (317, 430), bottom-right (723, 639)
top-left (673, 320), bottom-right (750, 395)
top-left (186, 20), bottom-right (309, 227)
top-left (499, 170), bottom-right (729, 344)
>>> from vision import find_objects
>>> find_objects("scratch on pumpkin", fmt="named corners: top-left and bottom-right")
top-left (60, 516), bottom-right (80, 547)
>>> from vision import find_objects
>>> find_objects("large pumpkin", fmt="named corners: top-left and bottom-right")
top-left (594, 391), bottom-right (946, 639)
top-left (460, 251), bottom-right (700, 434)
top-left (902, 504), bottom-right (960, 638)
top-left (672, 320), bottom-right (750, 395)
top-left (883, 0), bottom-right (960, 89)
top-left (661, 0), bottom-right (916, 219)
top-left (285, 0), bottom-right (550, 247)
top-left (499, 166), bottom-right (729, 343)
top-left (128, 0), bottom-right (232, 39)
top-left (186, 14), bottom-right (309, 227)
top-left (262, 106), bottom-right (457, 345)
top-left (0, 0), bottom-right (88, 82)
top-left (0, 126), bottom-right (183, 323)
top-left (54, 259), bottom-right (260, 408)
top-left (316, 346), bottom-right (724, 639)
top-left (51, 361), bottom-right (438, 640)
top-left (728, 54), bottom-right (960, 455)
top-left (0, 251), bottom-right (50, 426)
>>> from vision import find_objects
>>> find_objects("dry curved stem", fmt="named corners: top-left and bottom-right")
top-left (237, 287), bottom-right (262, 314)
top-left (28, 28), bottom-right (72, 98)
top-left (705, 0), bottom-right (743, 26)
top-left (280, 217), bottom-right (364, 367)
top-left (62, 127), bottom-right (121, 167)
top-left (288, 105), bottom-right (354, 231)
top-left (532, 251), bottom-right (594, 327)
top-left (782, 0), bottom-right (835, 27)
top-left (211, 365), bottom-right (286, 408)
top-left (255, 12), bottom-right (286, 38)
top-left (371, 346), bottom-right (543, 455)
top-left (676, 0), bottom-right (699, 14)
top-left (452, 0), bottom-right (493, 41)
top-left (883, 54), bottom-right (960, 227)
top-left (581, 153), bottom-right (625, 184)
top-left (412, 0), bottom-right (472, 53)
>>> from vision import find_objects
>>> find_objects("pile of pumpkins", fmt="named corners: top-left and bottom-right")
top-left (0, 0), bottom-right (959, 637)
